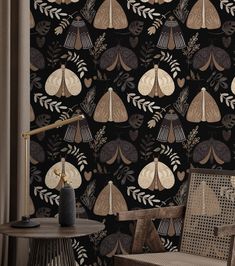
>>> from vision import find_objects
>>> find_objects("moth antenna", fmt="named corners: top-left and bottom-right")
top-left (163, 11), bottom-right (171, 18)
top-left (70, 11), bottom-right (80, 18)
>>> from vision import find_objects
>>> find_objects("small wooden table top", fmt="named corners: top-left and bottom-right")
top-left (0, 218), bottom-right (105, 239)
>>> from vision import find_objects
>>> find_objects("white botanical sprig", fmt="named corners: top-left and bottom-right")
top-left (72, 239), bottom-right (88, 265)
top-left (127, 186), bottom-right (162, 207)
top-left (220, 0), bottom-right (235, 16)
top-left (220, 93), bottom-right (235, 109)
top-left (34, 93), bottom-right (68, 113)
top-left (155, 52), bottom-right (181, 78)
top-left (67, 51), bottom-right (88, 78)
top-left (34, 186), bottom-right (59, 205)
top-left (54, 18), bottom-right (70, 35)
top-left (127, 93), bottom-right (161, 113)
top-left (148, 111), bottom-right (163, 128)
top-left (155, 144), bottom-right (181, 172)
top-left (62, 144), bottom-right (88, 171)
top-left (58, 111), bottom-right (70, 121)
top-left (161, 238), bottom-right (178, 252)
top-left (148, 18), bottom-right (163, 35)
top-left (127, 0), bottom-right (162, 19)
top-left (34, 0), bottom-right (67, 19)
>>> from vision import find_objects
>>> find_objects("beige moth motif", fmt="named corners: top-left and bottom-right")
top-left (93, 0), bottom-right (128, 29)
top-left (231, 77), bottom-right (235, 95)
top-left (186, 87), bottom-right (221, 123)
top-left (45, 160), bottom-right (82, 190)
top-left (143, 0), bottom-right (174, 4)
top-left (94, 88), bottom-right (128, 123)
top-left (186, 0), bottom-right (221, 30)
top-left (47, 0), bottom-right (79, 3)
top-left (94, 181), bottom-right (128, 216)
top-left (190, 181), bottom-right (221, 216)
top-left (45, 64), bottom-right (82, 98)
top-left (138, 65), bottom-right (175, 98)
top-left (138, 158), bottom-right (175, 191)
top-left (30, 104), bottom-right (35, 122)
top-left (30, 11), bottom-right (35, 29)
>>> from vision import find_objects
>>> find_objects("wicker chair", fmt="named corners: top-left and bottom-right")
top-left (114, 168), bottom-right (235, 266)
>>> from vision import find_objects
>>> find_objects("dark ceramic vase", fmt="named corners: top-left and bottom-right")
top-left (59, 183), bottom-right (76, 227)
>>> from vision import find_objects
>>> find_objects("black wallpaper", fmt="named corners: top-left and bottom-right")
top-left (30, 0), bottom-right (235, 264)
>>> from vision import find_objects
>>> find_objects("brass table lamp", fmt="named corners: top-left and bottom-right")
top-left (11, 115), bottom-right (84, 228)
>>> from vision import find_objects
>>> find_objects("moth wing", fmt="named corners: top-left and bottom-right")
top-left (64, 68), bottom-right (82, 96)
top-left (119, 46), bottom-right (138, 71)
top-left (232, 77), bottom-right (235, 95)
top-left (118, 233), bottom-right (132, 254)
top-left (158, 161), bottom-right (175, 189)
top-left (94, 184), bottom-right (110, 215)
top-left (112, 0), bottom-right (128, 29)
top-left (193, 47), bottom-right (211, 71)
top-left (158, 219), bottom-right (170, 236)
top-left (174, 218), bottom-right (183, 236)
top-left (30, 104), bottom-right (35, 122)
top-left (212, 139), bottom-right (231, 164)
top-left (212, 46), bottom-right (231, 71)
top-left (186, 91), bottom-right (203, 122)
top-left (100, 47), bottom-right (118, 71)
top-left (74, 121), bottom-right (82, 144)
top-left (138, 68), bottom-right (155, 96)
top-left (45, 161), bottom-right (81, 189)
top-left (29, 196), bottom-right (35, 215)
top-left (119, 139), bottom-right (138, 164)
top-left (205, 0), bottom-right (221, 29)
top-left (204, 90), bottom-right (221, 122)
top-left (100, 140), bottom-right (118, 163)
top-left (158, 68), bottom-right (175, 96)
top-left (45, 68), bottom-right (62, 96)
top-left (94, 91), bottom-right (110, 122)
top-left (138, 161), bottom-right (155, 189)
top-left (191, 182), bottom-right (221, 216)
top-left (186, 0), bottom-right (203, 29)
top-left (93, 0), bottom-right (110, 29)
top-left (192, 140), bottom-right (211, 164)
top-left (112, 184), bottom-right (128, 213)
top-left (65, 162), bottom-right (82, 189)
top-left (100, 233), bottom-right (119, 257)
top-left (111, 91), bottom-right (128, 122)
top-left (30, 11), bottom-right (35, 28)
top-left (64, 123), bottom-right (76, 142)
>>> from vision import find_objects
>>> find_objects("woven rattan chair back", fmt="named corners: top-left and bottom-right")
top-left (180, 169), bottom-right (235, 261)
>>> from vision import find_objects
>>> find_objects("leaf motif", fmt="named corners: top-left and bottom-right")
top-left (127, 93), bottom-right (160, 113)
top-left (34, 0), bottom-right (68, 20)
top-left (127, 186), bottom-right (162, 206)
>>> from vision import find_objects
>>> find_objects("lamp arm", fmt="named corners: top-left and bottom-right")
top-left (22, 114), bottom-right (84, 138)
top-left (23, 114), bottom-right (84, 217)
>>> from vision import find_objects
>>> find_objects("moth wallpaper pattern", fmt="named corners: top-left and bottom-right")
top-left (30, 0), bottom-right (235, 264)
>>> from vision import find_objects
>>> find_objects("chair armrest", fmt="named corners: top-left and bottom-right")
top-left (214, 224), bottom-right (235, 237)
top-left (117, 205), bottom-right (185, 221)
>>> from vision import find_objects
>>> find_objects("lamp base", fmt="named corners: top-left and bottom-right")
top-left (11, 216), bottom-right (40, 228)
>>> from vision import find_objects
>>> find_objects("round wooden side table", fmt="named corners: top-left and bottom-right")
top-left (0, 218), bottom-right (105, 266)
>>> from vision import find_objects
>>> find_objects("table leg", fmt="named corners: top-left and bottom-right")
top-left (28, 238), bottom-right (76, 266)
